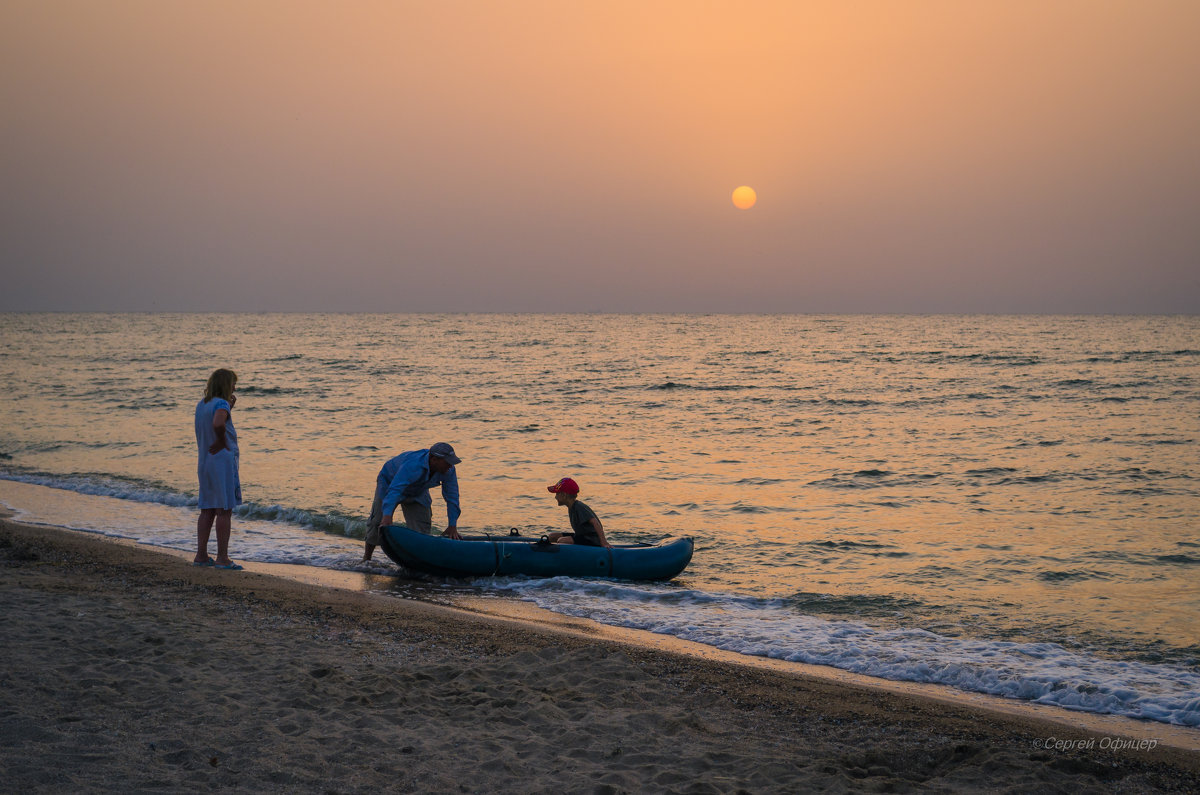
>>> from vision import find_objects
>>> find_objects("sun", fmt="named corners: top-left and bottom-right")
top-left (731, 185), bottom-right (757, 210)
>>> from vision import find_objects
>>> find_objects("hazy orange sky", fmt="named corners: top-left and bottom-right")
top-left (2, 1), bottom-right (1197, 312)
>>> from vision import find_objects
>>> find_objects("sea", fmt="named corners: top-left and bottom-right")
top-left (2, 313), bottom-right (1198, 728)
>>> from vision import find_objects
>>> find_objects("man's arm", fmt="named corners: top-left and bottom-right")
top-left (590, 517), bottom-right (610, 548)
top-left (441, 468), bottom-right (462, 539)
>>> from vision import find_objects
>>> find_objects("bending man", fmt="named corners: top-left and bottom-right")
top-left (363, 442), bottom-right (462, 562)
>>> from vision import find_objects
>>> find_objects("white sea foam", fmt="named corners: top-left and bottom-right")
top-left (0, 478), bottom-right (367, 571)
top-left (4, 477), bottom-right (1200, 727)
top-left (1, 470), bottom-right (195, 506)
top-left (0, 470), bottom-right (367, 538)
top-left (497, 577), bottom-right (1200, 727)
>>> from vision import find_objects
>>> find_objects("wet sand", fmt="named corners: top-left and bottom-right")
top-left (2, 516), bottom-right (1197, 793)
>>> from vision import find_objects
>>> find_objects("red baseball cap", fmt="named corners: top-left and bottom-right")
top-left (547, 477), bottom-right (579, 495)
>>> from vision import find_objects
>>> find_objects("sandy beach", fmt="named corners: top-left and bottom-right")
top-left (2, 517), bottom-right (1197, 793)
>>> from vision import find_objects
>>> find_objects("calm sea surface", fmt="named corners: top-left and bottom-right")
top-left (2, 313), bottom-right (1198, 726)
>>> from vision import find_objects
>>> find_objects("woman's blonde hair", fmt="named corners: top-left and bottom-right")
top-left (204, 368), bottom-right (238, 402)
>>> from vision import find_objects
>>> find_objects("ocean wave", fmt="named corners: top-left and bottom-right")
top-left (996, 473), bottom-right (1063, 484)
top-left (236, 503), bottom-right (365, 538)
top-left (501, 579), bottom-right (1200, 727)
top-left (729, 502), bottom-right (788, 514)
top-left (944, 353), bottom-right (1042, 366)
top-left (1122, 349), bottom-right (1200, 361)
top-left (807, 471), bottom-right (941, 490)
top-left (1036, 569), bottom-right (1114, 583)
top-left (784, 591), bottom-right (928, 616)
top-left (235, 384), bottom-right (302, 395)
top-left (0, 468), bottom-right (366, 539)
top-left (964, 467), bottom-right (1018, 477)
top-left (649, 381), bottom-right (750, 391)
top-left (20, 440), bottom-right (142, 454)
top-left (0, 469), bottom-right (194, 507)
top-left (805, 539), bottom-right (898, 551)
top-left (1156, 554), bottom-right (1200, 566)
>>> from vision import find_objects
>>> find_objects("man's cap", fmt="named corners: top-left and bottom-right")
top-left (429, 442), bottom-right (461, 465)
top-left (547, 477), bottom-right (579, 495)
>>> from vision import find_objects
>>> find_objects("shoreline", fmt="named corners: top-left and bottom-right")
top-left (13, 505), bottom-right (1199, 752)
top-left (3, 516), bottom-right (1198, 792)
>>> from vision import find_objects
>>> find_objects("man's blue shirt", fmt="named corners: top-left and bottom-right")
top-left (379, 449), bottom-right (461, 526)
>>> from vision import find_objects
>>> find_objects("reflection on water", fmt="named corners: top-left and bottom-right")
top-left (1, 313), bottom-right (1198, 719)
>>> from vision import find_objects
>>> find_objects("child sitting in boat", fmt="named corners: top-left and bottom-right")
top-left (546, 477), bottom-right (611, 548)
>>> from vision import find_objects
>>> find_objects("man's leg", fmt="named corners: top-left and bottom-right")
top-left (363, 476), bottom-right (386, 561)
top-left (399, 502), bottom-right (434, 534)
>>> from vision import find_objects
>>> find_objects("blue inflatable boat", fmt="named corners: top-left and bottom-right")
top-left (378, 525), bottom-right (693, 581)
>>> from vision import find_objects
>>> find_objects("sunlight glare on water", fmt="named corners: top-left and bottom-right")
top-left (2, 313), bottom-right (1199, 724)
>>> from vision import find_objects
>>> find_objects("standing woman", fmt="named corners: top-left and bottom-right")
top-left (194, 368), bottom-right (243, 569)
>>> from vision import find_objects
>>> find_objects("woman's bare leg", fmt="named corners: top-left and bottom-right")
top-left (195, 508), bottom-right (216, 562)
top-left (214, 509), bottom-right (234, 565)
